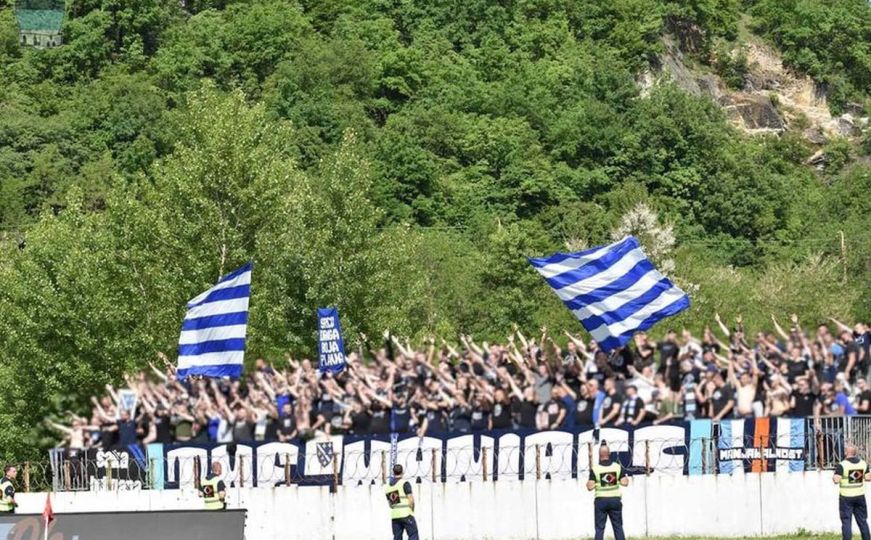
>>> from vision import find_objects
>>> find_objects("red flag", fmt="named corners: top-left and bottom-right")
top-left (43, 494), bottom-right (54, 540)
top-left (43, 494), bottom-right (54, 524)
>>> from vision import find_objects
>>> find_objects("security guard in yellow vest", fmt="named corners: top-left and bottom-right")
top-left (199, 462), bottom-right (227, 511)
top-left (384, 464), bottom-right (418, 540)
top-left (0, 465), bottom-right (17, 514)
top-left (834, 444), bottom-right (871, 540)
top-left (586, 443), bottom-right (628, 540)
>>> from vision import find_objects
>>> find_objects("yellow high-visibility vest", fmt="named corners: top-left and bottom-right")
top-left (839, 459), bottom-right (868, 498)
top-left (384, 481), bottom-right (413, 519)
top-left (591, 461), bottom-right (622, 498)
top-left (200, 476), bottom-right (224, 510)
top-left (0, 478), bottom-right (14, 512)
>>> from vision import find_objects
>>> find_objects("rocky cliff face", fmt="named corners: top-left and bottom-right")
top-left (639, 36), bottom-right (868, 143)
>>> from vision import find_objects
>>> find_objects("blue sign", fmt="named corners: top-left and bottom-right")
top-left (317, 307), bottom-right (347, 374)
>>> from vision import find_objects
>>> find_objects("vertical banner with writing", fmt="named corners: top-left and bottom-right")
top-left (389, 432), bottom-right (399, 483)
top-left (317, 307), bottom-right (347, 374)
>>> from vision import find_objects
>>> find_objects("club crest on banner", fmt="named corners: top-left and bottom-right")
top-left (317, 442), bottom-right (335, 468)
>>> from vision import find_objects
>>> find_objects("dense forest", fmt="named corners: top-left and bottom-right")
top-left (0, 0), bottom-right (869, 457)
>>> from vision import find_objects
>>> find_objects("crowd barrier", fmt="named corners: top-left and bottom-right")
top-left (0, 510), bottom-right (245, 540)
top-left (9, 472), bottom-right (865, 539)
top-left (35, 416), bottom-right (871, 492)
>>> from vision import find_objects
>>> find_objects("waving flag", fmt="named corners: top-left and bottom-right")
top-left (177, 262), bottom-right (252, 379)
top-left (529, 236), bottom-right (689, 351)
top-left (43, 494), bottom-right (54, 540)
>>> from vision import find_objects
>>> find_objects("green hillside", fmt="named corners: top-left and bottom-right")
top-left (0, 0), bottom-right (869, 457)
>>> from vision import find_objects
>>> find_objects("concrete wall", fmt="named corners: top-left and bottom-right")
top-left (13, 472), bottom-right (855, 539)
top-left (19, 30), bottom-right (61, 48)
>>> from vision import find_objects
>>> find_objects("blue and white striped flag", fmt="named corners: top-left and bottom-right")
top-left (529, 236), bottom-right (689, 351)
top-left (177, 262), bottom-right (252, 380)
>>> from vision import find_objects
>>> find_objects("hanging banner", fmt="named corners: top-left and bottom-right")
top-left (716, 417), bottom-right (806, 474)
top-left (118, 389), bottom-right (138, 415)
top-left (317, 307), bottom-right (347, 374)
top-left (50, 419), bottom-right (823, 491)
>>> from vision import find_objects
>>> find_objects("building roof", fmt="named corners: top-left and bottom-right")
top-left (15, 9), bottom-right (64, 32)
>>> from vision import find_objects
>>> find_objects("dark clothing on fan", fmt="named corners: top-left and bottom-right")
top-left (512, 398), bottom-right (538, 429)
top-left (657, 341), bottom-right (679, 367)
top-left (620, 397), bottom-right (643, 422)
top-left (350, 411), bottom-right (372, 435)
top-left (600, 393), bottom-right (623, 425)
top-left (449, 406), bottom-right (472, 433)
top-left (709, 385), bottom-right (734, 417)
top-left (786, 359), bottom-right (808, 383)
top-left (391, 407), bottom-right (412, 433)
top-left (490, 402), bottom-right (513, 430)
top-left (117, 419), bottom-right (138, 446)
top-left (542, 399), bottom-right (566, 427)
top-left (470, 408), bottom-right (490, 431)
top-left (370, 409), bottom-right (390, 435)
top-left (791, 391), bottom-right (817, 418)
top-left (608, 349), bottom-right (634, 378)
top-left (154, 415), bottom-right (173, 444)
top-left (423, 409), bottom-right (447, 433)
top-left (232, 420), bottom-right (254, 442)
top-left (278, 415), bottom-right (296, 438)
top-left (858, 391), bottom-right (871, 414)
top-left (574, 397), bottom-right (595, 426)
top-left (100, 422), bottom-right (117, 450)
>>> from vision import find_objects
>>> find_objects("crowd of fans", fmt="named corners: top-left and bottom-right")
top-left (49, 315), bottom-right (870, 449)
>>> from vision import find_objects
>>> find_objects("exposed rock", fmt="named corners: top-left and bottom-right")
top-left (803, 128), bottom-right (827, 145)
top-left (636, 69), bottom-right (655, 98)
top-left (835, 114), bottom-right (860, 137)
top-left (656, 37), bottom-right (703, 96)
top-left (806, 150), bottom-right (827, 170)
top-left (643, 35), bottom-right (861, 141)
top-left (696, 75), bottom-right (723, 100)
top-left (722, 93), bottom-right (786, 132)
top-left (844, 102), bottom-right (866, 117)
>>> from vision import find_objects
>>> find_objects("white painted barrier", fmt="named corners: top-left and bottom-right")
top-left (13, 472), bottom-right (858, 539)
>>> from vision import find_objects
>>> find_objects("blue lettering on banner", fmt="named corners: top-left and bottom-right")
top-left (317, 307), bottom-right (347, 374)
